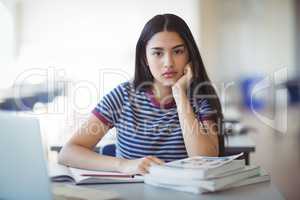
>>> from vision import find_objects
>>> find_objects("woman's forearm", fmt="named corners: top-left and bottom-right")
top-left (174, 89), bottom-right (219, 157)
top-left (58, 143), bottom-right (124, 172)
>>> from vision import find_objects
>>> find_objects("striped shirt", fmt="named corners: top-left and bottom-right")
top-left (92, 81), bottom-right (215, 162)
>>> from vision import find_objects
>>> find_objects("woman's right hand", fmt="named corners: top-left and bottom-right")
top-left (119, 156), bottom-right (165, 175)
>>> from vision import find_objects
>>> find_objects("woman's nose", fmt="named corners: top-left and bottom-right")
top-left (163, 53), bottom-right (174, 68)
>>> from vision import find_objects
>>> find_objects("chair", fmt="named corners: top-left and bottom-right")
top-left (100, 143), bottom-right (116, 156)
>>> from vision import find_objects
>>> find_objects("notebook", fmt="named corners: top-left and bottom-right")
top-left (50, 163), bottom-right (144, 184)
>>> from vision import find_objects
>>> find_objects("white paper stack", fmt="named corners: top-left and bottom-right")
top-left (144, 153), bottom-right (270, 194)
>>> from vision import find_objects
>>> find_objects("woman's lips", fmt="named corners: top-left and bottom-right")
top-left (162, 71), bottom-right (177, 78)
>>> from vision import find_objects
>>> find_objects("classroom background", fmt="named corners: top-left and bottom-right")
top-left (0, 0), bottom-right (299, 199)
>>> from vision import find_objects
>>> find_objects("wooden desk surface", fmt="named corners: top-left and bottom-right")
top-left (53, 182), bottom-right (284, 200)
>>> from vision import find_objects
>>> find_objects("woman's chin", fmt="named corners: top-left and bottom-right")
top-left (154, 78), bottom-right (178, 87)
top-left (162, 80), bottom-right (177, 87)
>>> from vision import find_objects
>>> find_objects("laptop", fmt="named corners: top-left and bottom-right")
top-left (0, 112), bottom-right (52, 200)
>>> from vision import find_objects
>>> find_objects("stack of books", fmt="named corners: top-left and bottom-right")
top-left (144, 153), bottom-right (270, 194)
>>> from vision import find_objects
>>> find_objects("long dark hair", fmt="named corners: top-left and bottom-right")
top-left (133, 14), bottom-right (225, 156)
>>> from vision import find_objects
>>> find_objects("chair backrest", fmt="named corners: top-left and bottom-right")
top-left (100, 143), bottom-right (116, 156)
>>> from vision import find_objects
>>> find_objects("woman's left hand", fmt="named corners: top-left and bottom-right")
top-left (172, 63), bottom-right (193, 94)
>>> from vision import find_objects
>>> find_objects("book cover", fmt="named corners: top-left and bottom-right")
top-left (149, 153), bottom-right (245, 179)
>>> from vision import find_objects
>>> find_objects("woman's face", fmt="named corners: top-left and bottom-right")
top-left (145, 31), bottom-right (189, 87)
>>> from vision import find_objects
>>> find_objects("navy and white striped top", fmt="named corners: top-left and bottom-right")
top-left (92, 81), bottom-right (215, 162)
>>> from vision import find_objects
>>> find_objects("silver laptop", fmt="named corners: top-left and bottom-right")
top-left (0, 112), bottom-right (52, 200)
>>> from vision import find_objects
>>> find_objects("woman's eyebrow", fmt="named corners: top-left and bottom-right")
top-left (172, 44), bottom-right (185, 49)
top-left (151, 47), bottom-right (164, 50)
top-left (150, 44), bottom-right (185, 50)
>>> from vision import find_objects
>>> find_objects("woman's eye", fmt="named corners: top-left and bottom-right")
top-left (174, 49), bottom-right (184, 54)
top-left (152, 51), bottom-right (163, 56)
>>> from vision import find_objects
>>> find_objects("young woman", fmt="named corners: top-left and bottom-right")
top-left (59, 14), bottom-right (224, 175)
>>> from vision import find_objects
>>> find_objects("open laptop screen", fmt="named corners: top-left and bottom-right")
top-left (0, 112), bottom-right (52, 200)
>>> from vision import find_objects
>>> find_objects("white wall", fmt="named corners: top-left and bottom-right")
top-left (296, 0), bottom-right (300, 73)
top-left (0, 0), bottom-right (16, 69)
top-left (201, 0), bottom-right (296, 82)
top-left (14, 0), bottom-right (201, 92)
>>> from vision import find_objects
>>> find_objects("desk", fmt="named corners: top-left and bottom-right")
top-left (225, 135), bottom-right (255, 165)
top-left (0, 83), bottom-right (64, 111)
top-left (53, 182), bottom-right (284, 200)
top-left (51, 135), bottom-right (256, 165)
